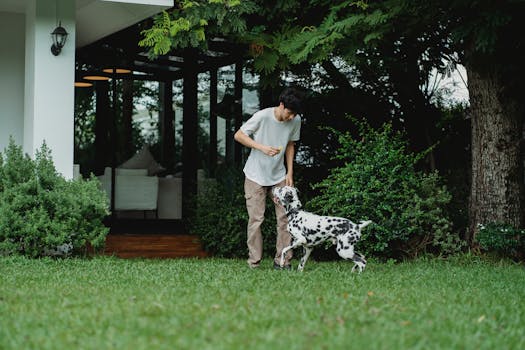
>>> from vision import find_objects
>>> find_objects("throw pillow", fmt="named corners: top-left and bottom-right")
top-left (119, 146), bottom-right (165, 175)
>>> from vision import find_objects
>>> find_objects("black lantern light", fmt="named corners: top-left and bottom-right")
top-left (51, 21), bottom-right (68, 56)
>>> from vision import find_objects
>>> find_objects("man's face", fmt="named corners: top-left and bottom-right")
top-left (278, 103), bottom-right (296, 122)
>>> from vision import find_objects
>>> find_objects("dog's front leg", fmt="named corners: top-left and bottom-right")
top-left (280, 237), bottom-right (305, 267)
top-left (298, 247), bottom-right (313, 271)
top-left (280, 246), bottom-right (292, 267)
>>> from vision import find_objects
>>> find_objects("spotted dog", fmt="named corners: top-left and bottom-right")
top-left (272, 186), bottom-right (371, 272)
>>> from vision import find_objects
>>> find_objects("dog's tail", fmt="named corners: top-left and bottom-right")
top-left (358, 220), bottom-right (372, 230)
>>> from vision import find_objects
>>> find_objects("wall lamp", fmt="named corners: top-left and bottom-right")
top-left (51, 21), bottom-right (68, 56)
top-left (74, 81), bottom-right (93, 88)
top-left (82, 74), bottom-right (110, 81)
top-left (102, 68), bottom-right (132, 74)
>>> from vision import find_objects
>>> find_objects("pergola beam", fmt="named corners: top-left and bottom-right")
top-left (181, 48), bottom-right (199, 218)
top-left (234, 60), bottom-right (243, 164)
top-left (209, 69), bottom-right (218, 177)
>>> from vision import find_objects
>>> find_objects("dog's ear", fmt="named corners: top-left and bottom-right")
top-left (288, 187), bottom-right (299, 196)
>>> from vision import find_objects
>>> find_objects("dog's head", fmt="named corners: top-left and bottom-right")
top-left (272, 186), bottom-right (302, 211)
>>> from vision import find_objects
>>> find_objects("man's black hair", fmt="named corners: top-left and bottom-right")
top-left (279, 87), bottom-right (304, 114)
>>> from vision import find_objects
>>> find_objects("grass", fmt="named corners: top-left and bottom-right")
top-left (1, 255), bottom-right (524, 350)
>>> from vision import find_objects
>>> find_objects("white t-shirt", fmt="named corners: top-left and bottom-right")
top-left (240, 107), bottom-right (301, 186)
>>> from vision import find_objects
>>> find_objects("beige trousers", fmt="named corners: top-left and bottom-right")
top-left (244, 178), bottom-right (292, 267)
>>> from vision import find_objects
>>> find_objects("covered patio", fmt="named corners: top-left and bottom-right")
top-left (0, 0), bottom-right (254, 240)
top-left (75, 8), bottom-right (254, 234)
top-left (0, 0), bottom-right (173, 177)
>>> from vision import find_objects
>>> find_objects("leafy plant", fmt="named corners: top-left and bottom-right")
top-left (308, 119), bottom-right (463, 259)
top-left (476, 222), bottom-right (525, 259)
top-left (0, 138), bottom-right (109, 257)
top-left (139, 1), bottom-right (258, 56)
top-left (190, 165), bottom-right (277, 258)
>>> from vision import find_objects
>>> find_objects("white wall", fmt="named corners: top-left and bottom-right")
top-left (24, 0), bottom-right (75, 178)
top-left (0, 11), bottom-right (26, 151)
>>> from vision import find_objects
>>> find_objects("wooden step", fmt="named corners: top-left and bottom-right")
top-left (102, 234), bottom-right (209, 258)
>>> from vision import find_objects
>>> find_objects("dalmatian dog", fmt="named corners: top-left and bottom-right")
top-left (272, 186), bottom-right (371, 272)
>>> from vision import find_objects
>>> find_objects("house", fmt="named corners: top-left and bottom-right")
top-left (0, 0), bottom-right (250, 256)
top-left (0, 0), bottom-right (173, 179)
top-left (1, 0), bottom-right (249, 222)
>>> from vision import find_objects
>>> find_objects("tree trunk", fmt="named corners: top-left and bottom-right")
top-left (467, 64), bottom-right (525, 243)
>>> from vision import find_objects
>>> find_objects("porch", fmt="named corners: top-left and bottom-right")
top-left (0, 1), bottom-right (255, 258)
top-left (102, 234), bottom-right (209, 259)
top-left (75, 15), bottom-right (254, 245)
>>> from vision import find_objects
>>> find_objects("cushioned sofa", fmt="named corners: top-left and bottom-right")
top-left (97, 167), bottom-right (159, 213)
top-left (97, 146), bottom-right (212, 219)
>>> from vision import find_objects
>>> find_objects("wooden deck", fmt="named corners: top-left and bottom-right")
top-left (102, 234), bottom-right (209, 258)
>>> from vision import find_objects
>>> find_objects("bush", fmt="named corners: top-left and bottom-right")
top-left (476, 222), bottom-right (525, 259)
top-left (0, 138), bottom-right (109, 257)
top-left (190, 166), bottom-right (277, 258)
top-left (308, 120), bottom-right (464, 259)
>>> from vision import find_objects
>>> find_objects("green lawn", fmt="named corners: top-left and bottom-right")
top-left (1, 255), bottom-right (524, 350)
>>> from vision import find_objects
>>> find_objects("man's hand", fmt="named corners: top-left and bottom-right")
top-left (234, 130), bottom-right (282, 157)
top-left (260, 145), bottom-right (281, 157)
top-left (285, 172), bottom-right (294, 187)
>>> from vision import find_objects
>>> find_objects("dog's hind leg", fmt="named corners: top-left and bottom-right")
top-left (351, 253), bottom-right (366, 273)
top-left (336, 236), bottom-right (355, 260)
top-left (336, 237), bottom-right (366, 273)
top-left (298, 246), bottom-right (313, 271)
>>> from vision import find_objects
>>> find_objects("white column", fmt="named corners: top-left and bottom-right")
top-left (24, 0), bottom-right (76, 179)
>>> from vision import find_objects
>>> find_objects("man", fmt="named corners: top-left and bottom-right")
top-left (234, 87), bottom-right (303, 270)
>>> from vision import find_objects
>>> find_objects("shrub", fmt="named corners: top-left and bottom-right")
top-left (0, 138), bottom-right (109, 257)
top-left (190, 166), bottom-right (277, 258)
top-left (476, 222), bottom-right (525, 259)
top-left (308, 120), bottom-right (464, 259)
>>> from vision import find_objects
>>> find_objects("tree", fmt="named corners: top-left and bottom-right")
top-left (445, 0), bottom-right (525, 242)
top-left (267, 0), bottom-right (525, 243)
top-left (139, 0), bottom-right (258, 56)
top-left (139, 0), bottom-right (525, 243)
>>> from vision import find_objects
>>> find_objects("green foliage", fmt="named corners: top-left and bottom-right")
top-left (273, 0), bottom-right (391, 65)
top-left (189, 166), bottom-right (277, 258)
top-left (139, 0), bottom-right (258, 56)
top-left (476, 223), bottom-right (525, 259)
top-left (0, 138), bottom-right (109, 257)
top-left (308, 120), bottom-right (463, 259)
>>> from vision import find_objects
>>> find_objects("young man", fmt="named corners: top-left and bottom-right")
top-left (234, 87), bottom-right (303, 270)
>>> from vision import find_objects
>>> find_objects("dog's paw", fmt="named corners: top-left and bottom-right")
top-left (352, 263), bottom-right (365, 274)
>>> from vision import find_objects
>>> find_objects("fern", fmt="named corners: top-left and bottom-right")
top-left (253, 49), bottom-right (279, 74)
top-left (139, 0), bottom-right (258, 56)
